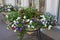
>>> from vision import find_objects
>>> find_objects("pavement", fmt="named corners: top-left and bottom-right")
top-left (0, 13), bottom-right (18, 40)
top-left (0, 21), bottom-right (18, 40)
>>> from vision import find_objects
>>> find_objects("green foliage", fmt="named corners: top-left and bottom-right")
top-left (44, 12), bottom-right (55, 20)
top-left (20, 7), bottom-right (38, 19)
top-left (7, 11), bottom-right (20, 22)
top-left (44, 12), bottom-right (56, 26)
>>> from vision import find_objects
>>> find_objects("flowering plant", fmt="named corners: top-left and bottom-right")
top-left (6, 7), bottom-right (55, 40)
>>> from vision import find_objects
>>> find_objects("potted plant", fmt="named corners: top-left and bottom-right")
top-left (6, 7), bottom-right (55, 40)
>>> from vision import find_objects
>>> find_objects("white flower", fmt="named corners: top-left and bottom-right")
top-left (40, 28), bottom-right (43, 31)
top-left (29, 20), bottom-right (33, 24)
top-left (6, 15), bottom-right (8, 18)
top-left (37, 19), bottom-right (39, 21)
top-left (46, 21), bottom-right (47, 23)
top-left (26, 19), bottom-right (30, 22)
top-left (23, 19), bottom-right (25, 21)
top-left (14, 21), bottom-right (19, 25)
top-left (16, 17), bottom-right (20, 20)
top-left (40, 15), bottom-right (46, 21)
top-left (48, 25), bottom-right (52, 30)
top-left (40, 18), bottom-right (46, 22)
top-left (12, 24), bottom-right (14, 27)
top-left (28, 25), bottom-right (30, 28)
top-left (13, 20), bottom-right (16, 23)
top-left (42, 22), bottom-right (44, 24)
top-left (7, 9), bottom-right (11, 11)
top-left (13, 20), bottom-right (17, 24)
top-left (31, 25), bottom-right (34, 28)
top-left (23, 16), bottom-right (26, 19)
top-left (43, 17), bottom-right (46, 20)
top-left (40, 15), bottom-right (45, 18)
top-left (7, 6), bottom-right (11, 8)
top-left (14, 30), bottom-right (16, 32)
top-left (40, 19), bottom-right (43, 22)
top-left (44, 24), bottom-right (47, 27)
